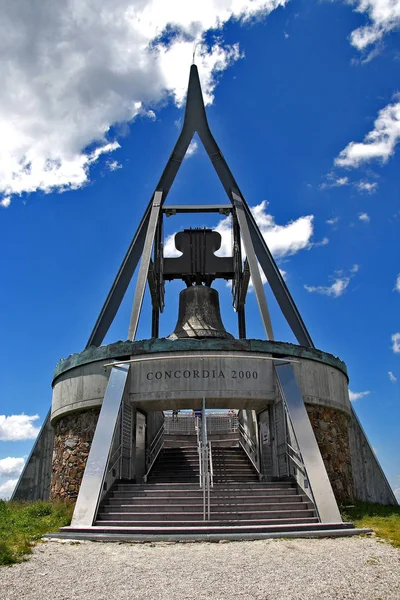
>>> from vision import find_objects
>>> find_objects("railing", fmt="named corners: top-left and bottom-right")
top-left (101, 404), bottom-right (124, 499)
top-left (143, 422), bottom-right (165, 483)
top-left (238, 421), bottom-right (260, 474)
top-left (209, 441), bottom-right (214, 489)
top-left (274, 360), bottom-right (342, 523)
top-left (196, 417), bottom-right (202, 489)
top-left (282, 405), bottom-right (315, 504)
top-left (195, 406), bottom-right (212, 521)
top-left (70, 364), bottom-right (129, 528)
top-left (164, 412), bottom-right (238, 434)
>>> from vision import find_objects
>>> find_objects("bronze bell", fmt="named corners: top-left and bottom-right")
top-left (168, 285), bottom-right (234, 340)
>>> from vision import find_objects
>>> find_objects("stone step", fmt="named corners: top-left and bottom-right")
top-left (95, 516), bottom-right (319, 527)
top-left (106, 494), bottom-right (307, 505)
top-left (109, 490), bottom-right (301, 501)
top-left (97, 508), bottom-right (316, 522)
top-left (101, 502), bottom-right (314, 514)
top-left (76, 519), bottom-right (356, 538)
top-left (148, 478), bottom-right (259, 484)
top-left (114, 482), bottom-right (296, 491)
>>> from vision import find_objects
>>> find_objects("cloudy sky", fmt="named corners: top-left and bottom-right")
top-left (0, 0), bottom-right (399, 501)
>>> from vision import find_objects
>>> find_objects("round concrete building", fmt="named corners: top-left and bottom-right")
top-left (50, 338), bottom-right (355, 505)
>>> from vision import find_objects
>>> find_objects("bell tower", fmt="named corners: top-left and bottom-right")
top-left (12, 65), bottom-right (397, 537)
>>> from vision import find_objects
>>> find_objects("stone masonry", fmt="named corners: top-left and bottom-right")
top-left (306, 404), bottom-right (355, 503)
top-left (50, 408), bottom-right (100, 500)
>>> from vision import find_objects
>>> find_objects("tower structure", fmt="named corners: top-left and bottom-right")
top-left (13, 65), bottom-right (397, 539)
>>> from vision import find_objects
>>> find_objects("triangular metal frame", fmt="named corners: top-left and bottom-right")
top-left (86, 65), bottom-right (314, 349)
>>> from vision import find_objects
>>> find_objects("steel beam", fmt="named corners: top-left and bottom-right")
top-left (233, 192), bottom-right (274, 341)
top-left (274, 361), bottom-right (342, 523)
top-left (70, 364), bottom-right (129, 528)
top-left (128, 191), bottom-right (162, 341)
top-left (245, 203), bottom-right (314, 347)
top-left (182, 66), bottom-right (313, 347)
top-left (163, 204), bottom-right (232, 215)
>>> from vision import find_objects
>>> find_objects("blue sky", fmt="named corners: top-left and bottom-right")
top-left (0, 0), bottom-right (399, 500)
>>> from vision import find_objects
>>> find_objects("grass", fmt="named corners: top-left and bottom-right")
top-left (341, 501), bottom-right (400, 548)
top-left (1, 498), bottom-right (398, 566)
top-left (0, 499), bottom-right (73, 566)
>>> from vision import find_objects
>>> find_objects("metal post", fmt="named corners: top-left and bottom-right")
top-left (232, 192), bottom-right (274, 341)
top-left (128, 191), bottom-right (163, 340)
top-left (70, 365), bottom-right (130, 528)
top-left (274, 361), bottom-right (342, 523)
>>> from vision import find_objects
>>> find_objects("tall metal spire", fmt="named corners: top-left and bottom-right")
top-left (86, 65), bottom-right (314, 349)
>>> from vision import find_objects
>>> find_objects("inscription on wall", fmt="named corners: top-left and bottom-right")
top-left (130, 354), bottom-right (275, 402)
top-left (146, 369), bottom-right (259, 381)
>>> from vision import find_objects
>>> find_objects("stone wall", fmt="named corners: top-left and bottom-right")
top-left (50, 408), bottom-right (100, 500)
top-left (306, 405), bottom-right (354, 504)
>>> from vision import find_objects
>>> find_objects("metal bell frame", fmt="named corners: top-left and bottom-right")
top-left (86, 65), bottom-right (314, 349)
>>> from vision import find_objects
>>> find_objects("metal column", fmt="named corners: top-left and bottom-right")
top-left (128, 191), bottom-right (163, 340)
top-left (275, 361), bottom-right (342, 523)
top-left (70, 364), bottom-right (129, 528)
top-left (233, 191), bottom-right (274, 341)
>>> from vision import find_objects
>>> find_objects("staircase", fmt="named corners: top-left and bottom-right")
top-left (95, 480), bottom-right (320, 533)
top-left (93, 440), bottom-right (324, 534)
top-left (57, 434), bottom-right (359, 540)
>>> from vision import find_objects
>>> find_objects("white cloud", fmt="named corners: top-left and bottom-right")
top-left (392, 332), bottom-right (400, 353)
top-left (349, 389), bottom-right (371, 401)
top-left (246, 202), bottom-right (314, 259)
top-left (320, 176), bottom-right (349, 189)
top-left (395, 487), bottom-right (400, 503)
top-left (0, 479), bottom-right (18, 500)
top-left (335, 99), bottom-right (400, 168)
top-left (355, 181), bottom-right (378, 193)
top-left (326, 217), bottom-right (340, 225)
top-left (305, 264), bottom-right (359, 298)
top-left (358, 212), bottom-right (370, 222)
top-left (348, 0), bottom-right (400, 51)
top-left (0, 457), bottom-right (25, 479)
top-left (0, 414), bottom-right (40, 441)
top-left (107, 160), bottom-right (122, 171)
top-left (0, 196), bottom-right (11, 208)
top-left (185, 140), bottom-right (198, 158)
top-left (388, 371), bottom-right (397, 383)
top-left (305, 277), bottom-right (350, 298)
top-left (0, 1), bottom-right (288, 201)
top-left (394, 274), bottom-right (400, 292)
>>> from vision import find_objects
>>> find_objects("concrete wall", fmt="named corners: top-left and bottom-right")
top-left (52, 351), bottom-right (350, 417)
top-left (349, 407), bottom-right (397, 505)
top-left (51, 359), bottom-right (111, 423)
top-left (12, 410), bottom-right (54, 501)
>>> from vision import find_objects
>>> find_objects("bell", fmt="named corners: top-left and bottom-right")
top-left (168, 285), bottom-right (234, 340)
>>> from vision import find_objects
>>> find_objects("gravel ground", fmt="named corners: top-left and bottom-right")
top-left (1, 536), bottom-right (399, 600)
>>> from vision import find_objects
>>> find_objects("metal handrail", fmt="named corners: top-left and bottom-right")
top-left (101, 404), bottom-right (124, 497)
top-left (286, 442), bottom-right (301, 460)
top-left (149, 422), bottom-right (164, 453)
top-left (287, 450), bottom-right (306, 475)
top-left (108, 443), bottom-right (122, 477)
top-left (144, 422), bottom-right (165, 482)
top-left (209, 441), bottom-right (214, 489)
top-left (238, 422), bottom-right (260, 473)
top-left (196, 417), bottom-right (202, 489)
top-left (279, 394), bottom-right (316, 507)
top-left (238, 422), bottom-right (257, 452)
